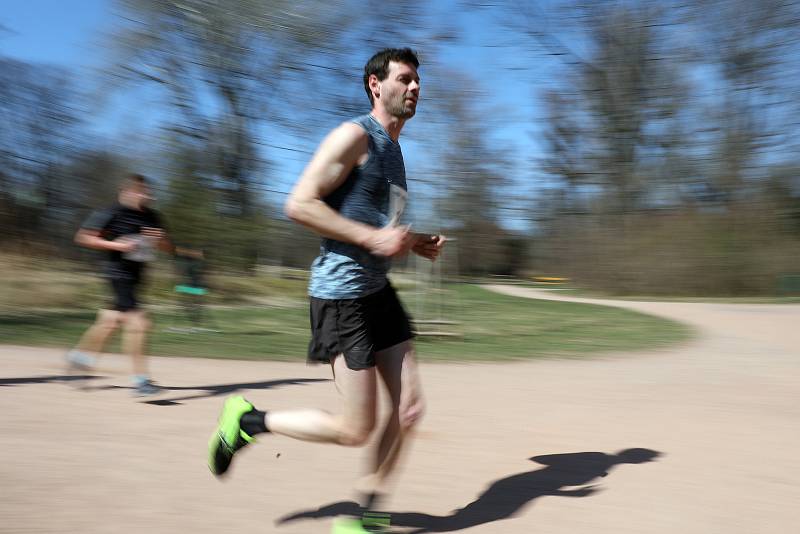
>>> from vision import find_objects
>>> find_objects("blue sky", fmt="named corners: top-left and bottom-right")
top-left (1, 0), bottom-right (110, 66)
top-left (2, 0), bottom-right (555, 231)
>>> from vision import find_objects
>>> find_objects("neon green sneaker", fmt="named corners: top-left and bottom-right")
top-left (331, 518), bottom-right (370, 534)
top-left (331, 512), bottom-right (392, 533)
top-left (362, 511), bottom-right (391, 531)
top-left (208, 396), bottom-right (257, 476)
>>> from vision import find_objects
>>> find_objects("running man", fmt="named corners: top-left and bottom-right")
top-left (208, 48), bottom-right (445, 531)
top-left (66, 174), bottom-right (175, 396)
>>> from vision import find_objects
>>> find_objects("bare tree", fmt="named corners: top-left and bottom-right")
top-left (0, 57), bottom-right (81, 251)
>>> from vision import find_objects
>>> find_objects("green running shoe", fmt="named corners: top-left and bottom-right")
top-left (362, 511), bottom-right (391, 532)
top-left (208, 396), bottom-right (257, 476)
top-left (331, 512), bottom-right (392, 534)
top-left (331, 518), bottom-right (371, 534)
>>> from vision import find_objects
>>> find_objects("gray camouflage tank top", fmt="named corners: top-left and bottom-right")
top-left (308, 114), bottom-right (408, 299)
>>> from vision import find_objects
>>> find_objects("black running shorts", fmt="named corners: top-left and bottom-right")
top-left (307, 283), bottom-right (414, 370)
top-left (109, 278), bottom-right (140, 312)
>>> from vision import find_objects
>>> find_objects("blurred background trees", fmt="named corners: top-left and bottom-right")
top-left (1, 0), bottom-right (799, 295)
top-left (520, 0), bottom-right (800, 294)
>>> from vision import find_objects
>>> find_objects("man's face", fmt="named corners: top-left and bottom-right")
top-left (120, 183), bottom-right (153, 210)
top-left (377, 61), bottom-right (420, 119)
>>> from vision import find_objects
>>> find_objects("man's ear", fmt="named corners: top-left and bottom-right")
top-left (369, 74), bottom-right (381, 100)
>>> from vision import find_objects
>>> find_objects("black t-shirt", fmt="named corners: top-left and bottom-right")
top-left (82, 203), bottom-right (163, 280)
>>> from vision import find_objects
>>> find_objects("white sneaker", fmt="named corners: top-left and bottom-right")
top-left (66, 349), bottom-right (95, 371)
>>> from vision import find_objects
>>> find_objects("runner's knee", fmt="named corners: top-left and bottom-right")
top-left (338, 421), bottom-right (375, 447)
top-left (400, 397), bottom-right (425, 431)
top-left (123, 313), bottom-right (150, 333)
top-left (96, 310), bottom-right (121, 330)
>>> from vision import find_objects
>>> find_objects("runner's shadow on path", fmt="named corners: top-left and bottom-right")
top-left (276, 448), bottom-right (662, 533)
top-left (0, 374), bottom-right (100, 386)
top-left (0, 374), bottom-right (329, 406)
top-left (138, 378), bottom-right (330, 406)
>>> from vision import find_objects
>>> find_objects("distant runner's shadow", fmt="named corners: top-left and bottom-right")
top-left (139, 378), bottom-right (330, 406)
top-left (0, 374), bottom-right (99, 386)
top-left (277, 448), bottom-right (661, 533)
top-left (0, 371), bottom-right (328, 405)
top-left (0, 374), bottom-right (328, 405)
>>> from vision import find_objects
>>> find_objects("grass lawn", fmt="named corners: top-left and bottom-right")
top-left (0, 284), bottom-right (692, 362)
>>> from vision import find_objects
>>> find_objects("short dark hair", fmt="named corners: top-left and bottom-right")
top-left (363, 48), bottom-right (420, 105)
top-left (120, 173), bottom-right (148, 191)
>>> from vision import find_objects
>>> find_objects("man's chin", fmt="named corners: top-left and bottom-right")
top-left (400, 107), bottom-right (416, 119)
top-left (388, 103), bottom-right (416, 120)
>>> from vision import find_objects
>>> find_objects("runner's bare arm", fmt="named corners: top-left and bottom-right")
top-left (74, 228), bottom-right (135, 253)
top-left (285, 122), bottom-right (412, 257)
top-left (411, 233), bottom-right (446, 261)
top-left (141, 227), bottom-right (188, 256)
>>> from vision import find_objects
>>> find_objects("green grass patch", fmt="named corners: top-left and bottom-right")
top-left (0, 284), bottom-right (691, 362)
top-left (410, 284), bottom-right (691, 360)
top-left (0, 254), bottom-right (309, 312)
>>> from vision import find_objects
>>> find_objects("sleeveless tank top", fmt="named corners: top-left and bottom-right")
top-left (308, 114), bottom-right (408, 299)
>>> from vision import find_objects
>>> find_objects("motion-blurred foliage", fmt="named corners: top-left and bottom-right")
top-left (1, 0), bottom-right (799, 296)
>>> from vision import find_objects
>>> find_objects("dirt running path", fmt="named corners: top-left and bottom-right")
top-left (1, 287), bottom-right (798, 533)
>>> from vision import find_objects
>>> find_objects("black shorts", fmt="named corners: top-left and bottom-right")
top-left (109, 278), bottom-right (140, 312)
top-left (307, 283), bottom-right (414, 370)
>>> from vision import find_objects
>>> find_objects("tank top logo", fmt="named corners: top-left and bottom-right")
top-left (387, 183), bottom-right (407, 227)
